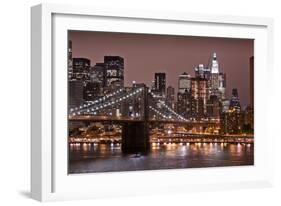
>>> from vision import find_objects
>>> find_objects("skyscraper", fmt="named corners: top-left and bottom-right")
top-left (91, 63), bottom-right (105, 87)
top-left (68, 40), bottom-right (73, 78)
top-left (72, 58), bottom-right (91, 81)
top-left (178, 72), bottom-right (191, 94)
top-left (177, 89), bottom-right (191, 119)
top-left (206, 95), bottom-right (221, 120)
top-left (221, 99), bottom-right (230, 113)
top-left (69, 80), bottom-right (84, 111)
top-left (209, 52), bottom-right (226, 100)
top-left (210, 52), bottom-right (219, 74)
top-left (249, 56), bottom-right (254, 108)
top-left (104, 56), bottom-right (124, 90)
top-left (218, 73), bottom-right (226, 100)
top-left (229, 88), bottom-right (241, 112)
top-left (153, 73), bottom-right (166, 97)
top-left (220, 88), bottom-right (244, 134)
top-left (83, 82), bottom-right (102, 101)
top-left (194, 64), bottom-right (211, 79)
top-left (191, 77), bottom-right (208, 118)
top-left (220, 109), bottom-right (244, 134)
top-left (177, 73), bottom-right (191, 118)
top-left (166, 86), bottom-right (175, 109)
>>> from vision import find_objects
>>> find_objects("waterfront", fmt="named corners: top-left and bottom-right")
top-left (68, 34), bottom-right (254, 174)
top-left (69, 142), bottom-right (254, 173)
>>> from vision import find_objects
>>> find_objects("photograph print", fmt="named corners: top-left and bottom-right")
top-left (68, 31), bottom-right (254, 174)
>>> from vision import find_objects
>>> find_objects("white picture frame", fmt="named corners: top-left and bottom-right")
top-left (31, 3), bottom-right (274, 202)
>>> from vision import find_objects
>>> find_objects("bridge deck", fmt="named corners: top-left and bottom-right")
top-left (69, 115), bottom-right (220, 125)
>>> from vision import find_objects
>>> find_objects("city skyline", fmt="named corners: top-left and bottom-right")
top-left (68, 31), bottom-right (254, 173)
top-left (69, 31), bottom-right (253, 108)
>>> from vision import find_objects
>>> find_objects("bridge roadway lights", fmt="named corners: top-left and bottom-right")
top-left (121, 121), bottom-right (150, 154)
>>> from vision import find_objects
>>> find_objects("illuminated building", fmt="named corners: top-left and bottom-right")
top-left (84, 82), bottom-right (102, 101)
top-left (229, 88), bottom-right (241, 112)
top-left (190, 77), bottom-right (208, 118)
top-left (249, 56), bottom-right (254, 108)
top-left (72, 58), bottom-right (91, 81)
top-left (91, 63), bottom-right (105, 86)
top-left (221, 99), bottom-right (230, 113)
top-left (68, 40), bottom-right (73, 79)
top-left (166, 86), bottom-right (175, 109)
top-left (89, 63), bottom-right (106, 98)
top-left (206, 95), bottom-right (221, 120)
top-left (178, 72), bottom-right (191, 94)
top-left (177, 72), bottom-right (191, 118)
top-left (104, 56), bottom-right (124, 90)
top-left (194, 64), bottom-right (211, 79)
top-left (177, 89), bottom-right (191, 119)
top-left (69, 80), bottom-right (84, 110)
top-left (209, 52), bottom-right (226, 100)
top-left (220, 89), bottom-right (243, 134)
top-left (220, 110), bottom-right (244, 134)
top-left (153, 73), bottom-right (166, 97)
top-left (244, 105), bottom-right (254, 132)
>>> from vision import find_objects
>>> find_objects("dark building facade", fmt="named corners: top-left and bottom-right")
top-left (83, 82), bottom-right (102, 101)
top-left (104, 56), bottom-right (124, 90)
top-left (166, 86), bottom-right (175, 109)
top-left (68, 40), bottom-right (73, 78)
top-left (229, 88), bottom-right (241, 112)
top-left (249, 56), bottom-right (254, 108)
top-left (177, 89), bottom-right (191, 119)
top-left (220, 110), bottom-right (244, 134)
top-left (244, 105), bottom-right (254, 132)
top-left (220, 88), bottom-right (244, 134)
top-left (206, 95), bottom-right (221, 120)
top-left (69, 80), bottom-right (84, 111)
top-left (153, 73), bottom-right (166, 97)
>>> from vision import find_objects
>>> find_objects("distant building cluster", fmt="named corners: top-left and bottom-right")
top-left (68, 41), bottom-right (124, 103)
top-left (68, 40), bottom-right (254, 134)
top-left (150, 53), bottom-right (254, 134)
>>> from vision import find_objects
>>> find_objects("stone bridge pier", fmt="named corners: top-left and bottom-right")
top-left (121, 86), bottom-right (150, 154)
top-left (121, 122), bottom-right (150, 154)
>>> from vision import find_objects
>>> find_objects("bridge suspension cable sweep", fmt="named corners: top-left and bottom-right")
top-left (69, 87), bottom-right (125, 113)
top-left (149, 91), bottom-right (188, 122)
top-left (69, 87), bottom-right (144, 116)
top-left (69, 86), bottom-right (189, 123)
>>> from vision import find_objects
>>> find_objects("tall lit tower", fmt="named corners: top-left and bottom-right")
top-left (154, 73), bottom-right (166, 97)
top-left (178, 72), bottom-right (191, 94)
top-left (68, 40), bottom-right (72, 69)
top-left (249, 56), bottom-right (254, 108)
top-left (229, 88), bottom-right (241, 112)
top-left (166, 86), bottom-right (175, 109)
top-left (210, 52), bottom-right (219, 74)
top-left (209, 52), bottom-right (226, 100)
top-left (104, 56), bottom-right (124, 90)
top-left (68, 40), bottom-right (73, 79)
top-left (177, 72), bottom-right (192, 118)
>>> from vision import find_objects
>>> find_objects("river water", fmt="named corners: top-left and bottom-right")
top-left (68, 142), bottom-right (254, 174)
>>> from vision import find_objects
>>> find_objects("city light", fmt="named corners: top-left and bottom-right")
top-left (68, 49), bottom-right (254, 173)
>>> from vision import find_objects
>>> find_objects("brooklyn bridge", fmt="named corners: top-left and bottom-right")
top-left (69, 86), bottom-right (252, 153)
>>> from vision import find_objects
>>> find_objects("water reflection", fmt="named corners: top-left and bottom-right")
top-left (69, 142), bottom-right (254, 174)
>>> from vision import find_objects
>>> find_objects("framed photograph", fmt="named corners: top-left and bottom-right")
top-left (31, 3), bottom-right (274, 201)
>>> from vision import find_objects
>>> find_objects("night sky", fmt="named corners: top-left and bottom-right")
top-left (69, 31), bottom-right (253, 108)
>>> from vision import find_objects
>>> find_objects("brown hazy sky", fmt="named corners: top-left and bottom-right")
top-left (69, 31), bottom-right (253, 108)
